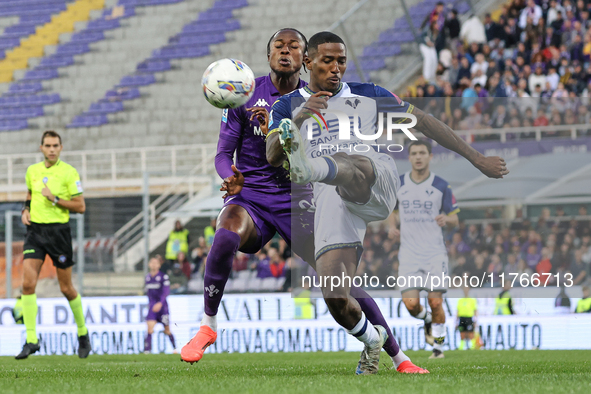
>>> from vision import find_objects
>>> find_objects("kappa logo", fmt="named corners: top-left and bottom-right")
top-left (205, 284), bottom-right (219, 297)
top-left (253, 98), bottom-right (269, 107)
top-left (345, 98), bottom-right (361, 109)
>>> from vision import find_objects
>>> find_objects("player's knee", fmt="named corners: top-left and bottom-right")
top-left (403, 298), bottom-right (421, 315)
top-left (211, 228), bottom-right (241, 255)
top-left (22, 278), bottom-right (37, 294)
top-left (428, 297), bottom-right (443, 311)
top-left (59, 283), bottom-right (76, 299)
top-left (323, 293), bottom-right (349, 314)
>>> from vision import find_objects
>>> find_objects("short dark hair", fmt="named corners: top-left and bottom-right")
top-left (266, 28), bottom-right (307, 56)
top-left (307, 31), bottom-right (345, 57)
top-left (408, 140), bottom-right (432, 154)
top-left (41, 130), bottom-right (61, 145)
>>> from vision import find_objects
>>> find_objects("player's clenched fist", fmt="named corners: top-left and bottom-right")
top-left (474, 156), bottom-right (509, 179)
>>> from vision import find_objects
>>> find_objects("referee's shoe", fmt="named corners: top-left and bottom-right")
top-left (16, 342), bottom-right (41, 360)
top-left (78, 334), bottom-right (91, 358)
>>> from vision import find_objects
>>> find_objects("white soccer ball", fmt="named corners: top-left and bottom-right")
top-left (201, 58), bottom-right (256, 109)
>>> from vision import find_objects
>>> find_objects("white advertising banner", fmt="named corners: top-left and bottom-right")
top-left (0, 294), bottom-right (590, 356)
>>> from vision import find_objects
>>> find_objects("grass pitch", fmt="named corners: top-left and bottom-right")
top-left (1, 350), bottom-right (590, 394)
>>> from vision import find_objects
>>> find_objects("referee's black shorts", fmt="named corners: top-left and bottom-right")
top-left (23, 222), bottom-right (75, 269)
top-left (458, 317), bottom-right (474, 333)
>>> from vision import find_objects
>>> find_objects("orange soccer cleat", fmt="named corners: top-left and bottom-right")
top-left (180, 325), bottom-right (217, 364)
top-left (396, 360), bottom-right (430, 374)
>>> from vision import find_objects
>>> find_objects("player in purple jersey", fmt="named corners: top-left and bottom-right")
top-left (181, 29), bottom-right (417, 374)
top-left (145, 257), bottom-right (176, 354)
top-left (267, 31), bottom-right (508, 374)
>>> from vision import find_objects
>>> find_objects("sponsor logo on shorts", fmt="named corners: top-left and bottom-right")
top-left (23, 249), bottom-right (35, 254)
top-left (58, 255), bottom-right (67, 263)
top-left (222, 109), bottom-right (228, 123)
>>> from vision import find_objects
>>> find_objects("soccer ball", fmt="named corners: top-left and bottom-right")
top-left (201, 58), bottom-right (256, 109)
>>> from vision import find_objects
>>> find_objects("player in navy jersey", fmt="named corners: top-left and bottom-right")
top-left (145, 256), bottom-right (176, 354)
top-left (181, 28), bottom-right (424, 375)
top-left (267, 31), bottom-right (508, 374)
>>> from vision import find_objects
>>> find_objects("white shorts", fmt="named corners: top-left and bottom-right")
top-left (397, 247), bottom-right (449, 293)
top-left (314, 153), bottom-right (399, 259)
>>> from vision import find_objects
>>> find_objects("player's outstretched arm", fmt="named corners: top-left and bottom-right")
top-left (410, 106), bottom-right (509, 179)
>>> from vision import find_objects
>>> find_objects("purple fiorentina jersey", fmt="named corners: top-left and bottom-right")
top-left (145, 271), bottom-right (170, 306)
top-left (215, 74), bottom-right (309, 194)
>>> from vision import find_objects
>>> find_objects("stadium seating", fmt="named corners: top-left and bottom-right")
top-left (342, 0), bottom-right (471, 83)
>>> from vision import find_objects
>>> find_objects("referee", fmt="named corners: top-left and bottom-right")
top-left (16, 131), bottom-right (91, 360)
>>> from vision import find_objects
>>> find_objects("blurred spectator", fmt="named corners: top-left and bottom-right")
top-left (420, 21), bottom-right (440, 82)
top-left (204, 217), bottom-right (216, 248)
top-left (460, 13), bottom-right (487, 44)
top-left (169, 265), bottom-right (188, 294)
top-left (575, 286), bottom-right (591, 313)
top-left (176, 251), bottom-right (193, 280)
top-left (570, 249), bottom-right (588, 285)
top-left (165, 220), bottom-right (189, 266)
top-left (256, 247), bottom-right (285, 279)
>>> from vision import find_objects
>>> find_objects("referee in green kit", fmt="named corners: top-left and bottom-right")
top-left (16, 130), bottom-right (91, 359)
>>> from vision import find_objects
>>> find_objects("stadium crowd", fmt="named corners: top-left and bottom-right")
top-left (405, 0), bottom-right (591, 139)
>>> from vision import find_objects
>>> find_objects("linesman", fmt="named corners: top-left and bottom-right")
top-left (16, 131), bottom-right (91, 359)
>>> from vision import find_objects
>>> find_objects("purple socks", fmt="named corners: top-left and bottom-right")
top-left (350, 286), bottom-right (400, 357)
top-left (203, 228), bottom-right (241, 316)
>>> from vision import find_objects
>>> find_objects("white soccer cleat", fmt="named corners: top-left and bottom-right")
top-left (278, 118), bottom-right (313, 184)
top-left (355, 325), bottom-right (388, 375)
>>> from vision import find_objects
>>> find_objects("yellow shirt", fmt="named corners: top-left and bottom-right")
top-left (457, 297), bottom-right (477, 318)
top-left (26, 160), bottom-right (83, 224)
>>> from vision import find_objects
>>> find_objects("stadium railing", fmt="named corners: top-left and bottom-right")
top-left (0, 143), bottom-right (216, 200)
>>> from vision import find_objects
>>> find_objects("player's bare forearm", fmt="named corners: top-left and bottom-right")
top-left (447, 213), bottom-right (459, 228)
top-left (411, 106), bottom-right (483, 164)
top-left (58, 195), bottom-right (86, 214)
top-left (266, 132), bottom-right (287, 167)
top-left (410, 106), bottom-right (509, 178)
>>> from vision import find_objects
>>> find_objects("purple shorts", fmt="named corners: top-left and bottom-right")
top-left (146, 303), bottom-right (170, 326)
top-left (223, 187), bottom-right (314, 259)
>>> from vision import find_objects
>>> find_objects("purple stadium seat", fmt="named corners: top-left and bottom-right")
top-left (151, 45), bottom-right (209, 59)
top-left (68, 114), bottom-right (108, 128)
top-left (88, 101), bottom-right (124, 114)
top-left (172, 32), bottom-right (226, 45)
top-left (0, 106), bottom-right (43, 120)
top-left (70, 31), bottom-right (105, 44)
top-left (211, 0), bottom-right (248, 10)
top-left (86, 18), bottom-right (120, 31)
top-left (182, 20), bottom-right (240, 34)
top-left (363, 43), bottom-right (401, 57)
top-left (137, 59), bottom-right (171, 73)
top-left (0, 119), bottom-right (28, 131)
top-left (38, 55), bottom-right (74, 69)
top-left (0, 38), bottom-right (21, 50)
top-left (102, 88), bottom-right (141, 101)
top-left (118, 74), bottom-right (156, 87)
top-left (197, 9), bottom-right (234, 21)
top-left (23, 69), bottom-right (59, 81)
top-left (55, 43), bottom-right (89, 56)
top-left (19, 14), bottom-right (52, 24)
top-left (7, 82), bottom-right (43, 95)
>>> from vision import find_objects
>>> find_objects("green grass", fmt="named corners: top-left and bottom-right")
top-left (1, 350), bottom-right (590, 394)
